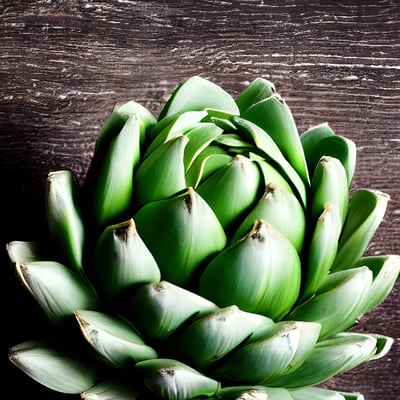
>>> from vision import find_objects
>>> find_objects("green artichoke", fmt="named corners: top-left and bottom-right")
top-left (7, 76), bottom-right (399, 400)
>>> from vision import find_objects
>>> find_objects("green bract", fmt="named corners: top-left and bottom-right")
top-left (8, 76), bottom-right (399, 399)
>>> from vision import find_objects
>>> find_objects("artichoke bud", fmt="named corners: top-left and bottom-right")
top-left (301, 124), bottom-right (356, 188)
top-left (214, 321), bottom-right (320, 385)
top-left (81, 380), bottom-right (140, 400)
top-left (197, 154), bottom-right (262, 230)
top-left (84, 114), bottom-right (141, 229)
top-left (267, 332), bottom-right (378, 388)
top-left (332, 189), bottom-right (390, 271)
top-left (236, 77), bottom-right (276, 114)
top-left (290, 267), bottom-right (373, 339)
top-left (351, 255), bottom-right (400, 312)
top-left (94, 218), bottom-right (160, 302)
top-left (134, 187), bottom-right (227, 286)
top-left (176, 305), bottom-right (274, 370)
top-left (8, 76), bottom-right (398, 399)
top-left (301, 202), bottom-right (342, 301)
top-left (135, 358), bottom-right (221, 400)
top-left (310, 156), bottom-right (348, 225)
top-left (200, 220), bottom-right (301, 321)
top-left (158, 75), bottom-right (239, 120)
top-left (15, 260), bottom-right (99, 326)
top-left (46, 170), bottom-right (85, 274)
top-left (129, 281), bottom-right (219, 340)
top-left (231, 183), bottom-right (306, 253)
top-left (8, 340), bottom-right (98, 394)
top-left (241, 94), bottom-right (309, 185)
top-left (134, 135), bottom-right (188, 207)
top-left (75, 310), bottom-right (157, 368)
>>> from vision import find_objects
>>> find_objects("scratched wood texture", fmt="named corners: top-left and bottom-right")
top-left (1, 1), bottom-right (399, 398)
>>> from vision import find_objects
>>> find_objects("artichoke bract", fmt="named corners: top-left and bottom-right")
top-left (8, 76), bottom-right (400, 400)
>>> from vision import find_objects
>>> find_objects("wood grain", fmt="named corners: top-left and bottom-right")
top-left (1, 1), bottom-right (399, 398)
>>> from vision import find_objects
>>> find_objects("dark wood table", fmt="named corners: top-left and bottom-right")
top-left (1, 1), bottom-right (399, 398)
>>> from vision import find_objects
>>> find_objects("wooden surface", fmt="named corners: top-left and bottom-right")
top-left (1, 1), bottom-right (399, 398)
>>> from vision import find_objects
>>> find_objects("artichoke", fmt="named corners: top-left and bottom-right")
top-left (7, 76), bottom-right (399, 400)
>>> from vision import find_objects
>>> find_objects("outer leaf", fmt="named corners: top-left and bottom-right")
top-left (289, 387), bottom-right (346, 400)
top-left (214, 133), bottom-right (253, 149)
top-left (310, 156), bottom-right (348, 225)
top-left (183, 122), bottom-right (223, 170)
top-left (202, 108), bottom-right (238, 132)
top-left (81, 380), bottom-right (140, 400)
top-left (15, 260), bottom-right (99, 325)
top-left (231, 183), bottom-right (306, 253)
top-left (94, 218), bottom-right (160, 301)
top-left (134, 188), bottom-right (227, 286)
top-left (300, 123), bottom-right (335, 155)
top-left (300, 202), bottom-right (342, 301)
top-left (134, 136), bottom-right (188, 207)
top-left (214, 386), bottom-right (291, 400)
top-left (9, 340), bottom-right (98, 394)
top-left (214, 321), bottom-right (320, 384)
top-left (46, 170), bottom-right (85, 273)
top-left (84, 115), bottom-right (141, 228)
top-left (185, 145), bottom-right (232, 188)
top-left (250, 153), bottom-right (294, 195)
top-left (145, 110), bottom-right (208, 157)
top-left (75, 310), bottom-right (157, 368)
top-left (232, 117), bottom-right (307, 208)
top-left (241, 94), bottom-right (309, 185)
top-left (158, 76), bottom-right (239, 119)
top-left (135, 358), bottom-right (221, 400)
top-left (200, 220), bottom-right (301, 321)
top-left (289, 267), bottom-right (373, 339)
top-left (6, 241), bottom-right (44, 264)
top-left (196, 154), bottom-right (262, 230)
top-left (267, 332), bottom-right (378, 387)
top-left (236, 77), bottom-right (276, 113)
top-left (332, 189), bottom-right (390, 271)
top-left (301, 124), bottom-right (356, 187)
top-left (96, 100), bottom-right (156, 152)
top-left (215, 386), bottom-right (355, 400)
top-left (176, 305), bottom-right (274, 370)
top-left (129, 281), bottom-right (219, 340)
top-left (352, 255), bottom-right (400, 312)
top-left (367, 334), bottom-right (394, 361)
